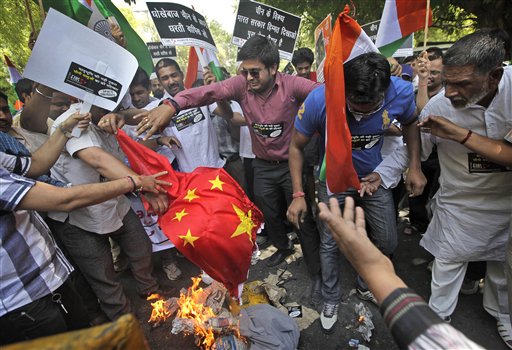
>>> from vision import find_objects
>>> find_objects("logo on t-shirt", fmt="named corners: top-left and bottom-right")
top-left (381, 110), bottom-right (391, 129)
top-left (467, 153), bottom-right (510, 173)
top-left (172, 108), bottom-right (206, 131)
top-left (252, 122), bottom-right (284, 138)
top-left (352, 134), bottom-right (381, 150)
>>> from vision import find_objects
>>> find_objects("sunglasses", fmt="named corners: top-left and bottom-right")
top-left (240, 68), bottom-right (263, 79)
top-left (346, 97), bottom-right (385, 118)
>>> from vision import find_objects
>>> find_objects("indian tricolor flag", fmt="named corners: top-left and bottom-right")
top-left (321, 5), bottom-right (378, 194)
top-left (184, 47), bottom-right (224, 89)
top-left (376, 0), bottom-right (432, 57)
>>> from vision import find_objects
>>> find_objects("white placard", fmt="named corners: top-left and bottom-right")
top-left (23, 9), bottom-right (138, 111)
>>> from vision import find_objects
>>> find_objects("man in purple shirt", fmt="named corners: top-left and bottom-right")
top-left (134, 36), bottom-right (322, 279)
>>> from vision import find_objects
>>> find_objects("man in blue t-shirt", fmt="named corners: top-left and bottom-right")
top-left (287, 52), bottom-right (425, 333)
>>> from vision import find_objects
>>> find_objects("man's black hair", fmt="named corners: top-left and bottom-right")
top-left (238, 36), bottom-right (280, 68)
top-left (426, 47), bottom-right (443, 61)
top-left (444, 29), bottom-right (507, 74)
top-left (155, 58), bottom-right (182, 78)
top-left (130, 67), bottom-right (150, 89)
top-left (0, 91), bottom-right (8, 104)
top-left (344, 52), bottom-right (391, 105)
top-left (291, 47), bottom-right (314, 67)
top-left (14, 78), bottom-right (34, 103)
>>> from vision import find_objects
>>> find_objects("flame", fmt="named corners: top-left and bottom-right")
top-left (177, 277), bottom-right (216, 348)
top-left (148, 293), bottom-right (171, 324)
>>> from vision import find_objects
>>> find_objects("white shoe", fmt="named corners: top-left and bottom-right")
top-left (163, 262), bottom-right (182, 281)
top-left (201, 271), bottom-right (214, 285)
top-left (320, 303), bottom-right (339, 333)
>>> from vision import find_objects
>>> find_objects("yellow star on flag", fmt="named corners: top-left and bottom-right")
top-left (172, 208), bottom-right (189, 222)
top-left (179, 229), bottom-right (200, 247)
top-left (231, 204), bottom-right (256, 243)
top-left (184, 188), bottom-right (200, 202)
top-left (209, 175), bottom-right (226, 191)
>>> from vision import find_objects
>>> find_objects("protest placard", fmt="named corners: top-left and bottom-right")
top-left (147, 2), bottom-right (217, 52)
top-left (314, 14), bottom-right (332, 83)
top-left (232, 0), bottom-right (301, 61)
top-left (362, 20), bottom-right (413, 57)
top-left (147, 42), bottom-right (177, 59)
top-left (23, 8), bottom-right (138, 112)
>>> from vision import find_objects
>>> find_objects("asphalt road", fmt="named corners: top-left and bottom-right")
top-left (121, 219), bottom-right (507, 350)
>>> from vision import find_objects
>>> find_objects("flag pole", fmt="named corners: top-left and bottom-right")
top-left (38, 0), bottom-right (46, 21)
top-left (423, 0), bottom-right (431, 51)
top-left (23, 0), bottom-right (36, 34)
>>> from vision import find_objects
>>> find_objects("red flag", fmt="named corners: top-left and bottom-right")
top-left (323, 6), bottom-right (369, 193)
top-left (116, 131), bottom-right (263, 298)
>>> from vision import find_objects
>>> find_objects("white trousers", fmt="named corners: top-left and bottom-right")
top-left (429, 259), bottom-right (511, 331)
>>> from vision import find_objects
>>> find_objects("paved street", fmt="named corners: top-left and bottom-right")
top-left (121, 219), bottom-right (507, 350)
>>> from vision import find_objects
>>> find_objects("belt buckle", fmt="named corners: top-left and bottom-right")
top-left (269, 159), bottom-right (281, 165)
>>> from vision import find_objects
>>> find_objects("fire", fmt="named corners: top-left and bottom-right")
top-left (177, 277), bottom-right (216, 348)
top-left (148, 294), bottom-right (171, 324)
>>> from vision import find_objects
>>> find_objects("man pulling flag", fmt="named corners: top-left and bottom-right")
top-left (287, 5), bottom-right (426, 333)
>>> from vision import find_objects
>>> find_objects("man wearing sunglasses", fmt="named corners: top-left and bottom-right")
top-left (288, 52), bottom-right (424, 333)
top-left (133, 36), bottom-right (322, 281)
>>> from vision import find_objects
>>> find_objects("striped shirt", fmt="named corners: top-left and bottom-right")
top-left (0, 167), bottom-right (73, 316)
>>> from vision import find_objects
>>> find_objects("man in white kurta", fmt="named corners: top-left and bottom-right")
top-left (373, 30), bottom-right (512, 347)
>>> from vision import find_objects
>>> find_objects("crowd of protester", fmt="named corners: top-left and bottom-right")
top-left (1, 15), bottom-right (511, 350)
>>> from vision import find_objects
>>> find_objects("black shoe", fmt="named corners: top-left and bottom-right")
top-left (139, 286), bottom-right (176, 299)
top-left (266, 249), bottom-right (294, 267)
top-left (310, 274), bottom-right (323, 306)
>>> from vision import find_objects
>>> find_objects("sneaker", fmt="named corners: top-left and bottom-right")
top-left (460, 278), bottom-right (479, 295)
top-left (163, 262), bottom-right (182, 281)
top-left (356, 288), bottom-right (378, 306)
top-left (320, 303), bottom-right (339, 333)
top-left (497, 321), bottom-right (512, 349)
top-left (201, 271), bottom-right (214, 285)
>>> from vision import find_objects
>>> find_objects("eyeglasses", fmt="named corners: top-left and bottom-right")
top-left (240, 68), bottom-right (262, 79)
top-left (346, 97), bottom-right (385, 118)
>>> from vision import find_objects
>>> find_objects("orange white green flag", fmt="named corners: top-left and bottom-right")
top-left (320, 5), bottom-right (378, 194)
top-left (375, 0), bottom-right (432, 57)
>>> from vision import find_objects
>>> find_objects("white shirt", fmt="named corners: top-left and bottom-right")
top-left (48, 104), bottom-right (131, 234)
top-left (375, 66), bottom-right (512, 261)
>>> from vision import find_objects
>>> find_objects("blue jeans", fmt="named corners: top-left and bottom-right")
top-left (317, 181), bottom-right (397, 303)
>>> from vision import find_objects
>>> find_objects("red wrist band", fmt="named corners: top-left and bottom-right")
top-left (460, 130), bottom-right (473, 145)
top-left (292, 191), bottom-right (305, 199)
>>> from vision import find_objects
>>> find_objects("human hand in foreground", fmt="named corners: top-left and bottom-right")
top-left (359, 172), bottom-right (382, 197)
top-left (405, 167), bottom-right (426, 197)
top-left (62, 112), bottom-right (91, 132)
top-left (318, 197), bottom-right (406, 304)
top-left (98, 113), bottom-right (125, 134)
top-left (132, 171), bottom-right (172, 194)
top-left (156, 135), bottom-right (182, 150)
top-left (135, 105), bottom-right (174, 140)
top-left (418, 115), bottom-right (469, 142)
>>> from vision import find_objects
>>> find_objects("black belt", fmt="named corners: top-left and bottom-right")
top-left (256, 157), bottom-right (288, 165)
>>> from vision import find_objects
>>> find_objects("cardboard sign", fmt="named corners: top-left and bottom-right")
top-left (147, 2), bottom-right (217, 52)
top-left (232, 0), bottom-right (301, 61)
top-left (23, 9), bottom-right (138, 111)
top-left (361, 20), bottom-right (413, 57)
top-left (147, 42), bottom-right (177, 59)
top-left (314, 14), bottom-right (332, 83)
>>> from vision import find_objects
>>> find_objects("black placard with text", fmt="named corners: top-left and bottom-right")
top-left (147, 42), bottom-right (177, 59)
top-left (232, 0), bottom-right (301, 61)
top-left (147, 2), bottom-right (217, 52)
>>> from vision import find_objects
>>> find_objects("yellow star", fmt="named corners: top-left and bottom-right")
top-left (172, 208), bottom-right (189, 222)
top-left (209, 175), bottom-right (226, 191)
top-left (184, 188), bottom-right (200, 202)
top-left (231, 204), bottom-right (256, 243)
top-left (179, 229), bottom-right (200, 247)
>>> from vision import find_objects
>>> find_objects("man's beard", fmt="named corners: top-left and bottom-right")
top-left (153, 90), bottom-right (164, 99)
top-left (451, 83), bottom-right (491, 109)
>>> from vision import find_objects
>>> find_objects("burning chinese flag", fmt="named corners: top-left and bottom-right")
top-left (116, 130), bottom-right (263, 298)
